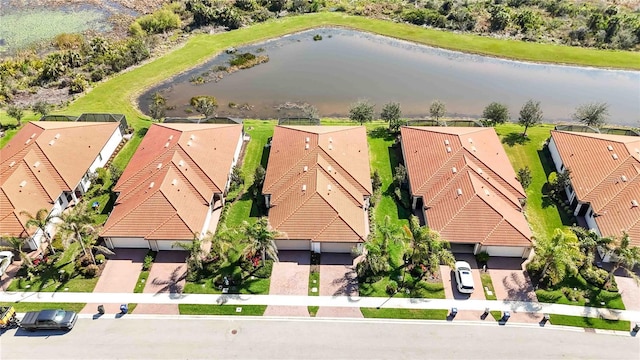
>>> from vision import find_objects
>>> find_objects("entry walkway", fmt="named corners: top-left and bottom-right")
top-left (2, 291), bottom-right (639, 323)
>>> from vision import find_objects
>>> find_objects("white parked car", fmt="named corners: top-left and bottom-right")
top-left (0, 251), bottom-right (14, 277)
top-left (454, 261), bottom-right (475, 294)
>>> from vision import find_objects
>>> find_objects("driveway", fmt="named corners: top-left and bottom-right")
top-left (134, 251), bottom-right (187, 315)
top-left (317, 253), bottom-right (362, 318)
top-left (264, 251), bottom-right (310, 317)
top-left (487, 257), bottom-right (538, 302)
top-left (441, 253), bottom-right (484, 300)
top-left (81, 249), bottom-right (147, 314)
top-left (615, 275), bottom-right (640, 311)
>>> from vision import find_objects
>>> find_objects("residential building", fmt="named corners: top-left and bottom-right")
top-left (548, 130), bottom-right (640, 251)
top-left (400, 126), bottom-right (533, 258)
top-left (101, 123), bottom-right (243, 251)
top-left (263, 126), bottom-right (372, 253)
top-left (0, 121), bottom-right (123, 249)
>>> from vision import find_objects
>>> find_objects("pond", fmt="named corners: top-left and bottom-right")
top-left (139, 28), bottom-right (640, 127)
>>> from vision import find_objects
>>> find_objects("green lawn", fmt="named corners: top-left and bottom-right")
top-left (480, 273), bottom-right (497, 301)
top-left (549, 314), bottom-right (630, 331)
top-left (308, 306), bottom-right (319, 317)
top-left (183, 276), bottom-right (270, 295)
top-left (361, 308), bottom-right (447, 320)
top-left (309, 270), bottom-right (320, 296)
top-left (491, 310), bottom-right (503, 321)
top-left (134, 270), bottom-right (150, 293)
top-left (179, 304), bottom-right (266, 316)
top-left (359, 275), bottom-right (445, 299)
top-left (535, 274), bottom-right (625, 310)
top-left (0, 302), bottom-right (86, 313)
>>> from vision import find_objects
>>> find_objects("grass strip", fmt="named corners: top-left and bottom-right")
top-left (0, 302), bottom-right (86, 313)
top-left (133, 271), bottom-right (150, 294)
top-left (178, 304), bottom-right (266, 316)
top-left (361, 308), bottom-right (447, 320)
top-left (308, 306), bottom-right (319, 317)
top-left (480, 273), bottom-right (497, 301)
top-left (549, 314), bottom-right (630, 331)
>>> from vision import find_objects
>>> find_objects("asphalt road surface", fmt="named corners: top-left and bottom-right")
top-left (1, 316), bottom-right (638, 359)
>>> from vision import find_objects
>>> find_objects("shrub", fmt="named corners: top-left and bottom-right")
top-left (54, 33), bottom-right (85, 50)
top-left (386, 280), bottom-right (398, 295)
top-left (136, 8), bottom-right (181, 34)
top-left (580, 266), bottom-right (611, 289)
top-left (129, 21), bottom-right (146, 37)
top-left (76, 254), bottom-right (93, 269)
top-left (235, 0), bottom-right (258, 11)
top-left (95, 254), bottom-right (106, 264)
top-left (83, 264), bottom-right (100, 278)
top-left (142, 254), bottom-right (154, 271)
top-left (561, 287), bottom-right (585, 302)
top-left (229, 52), bottom-right (257, 67)
top-left (476, 251), bottom-right (490, 265)
top-left (68, 74), bottom-right (87, 94)
top-left (313, 34), bottom-right (323, 41)
top-left (252, 260), bottom-right (273, 278)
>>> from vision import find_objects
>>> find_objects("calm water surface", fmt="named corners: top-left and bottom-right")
top-left (139, 28), bottom-right (640, 126)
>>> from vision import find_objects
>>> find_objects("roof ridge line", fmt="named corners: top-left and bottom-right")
top-left (32, 143), bottom-right (70, 191)
top-left (115, 145), bottom-right (177, 192)
top-left (115, 165), bottom-right (170, 204)
top-left (416, 150), bottom-right (463, 196)
top-left (437, 187), bottom-right (475, 231)
top-left (464, 149), bottom-right (524, 198)
top-left (318, 166), bottom-right (362, 206)
top-left (272, 191), bottom-right (323, 229)
top-left (165, 161), bottom-right (210, 204)
top-left (175, 144), bottom-right (221, 191)
top-left (316, 214), bottom-right (364, 242)
top-left (172, 148), bottom-right (221, 195)
top-left (141, 191), bottom-right (181, 238)
top-left (476, 190), bottom-right (531, 241)
top-left (582, 155), bottom-right (637, 200)
top-left (102, 183), bottom-right (166, 233)
top-left (20, 159), bottom-right (54, 202)
top-left (317, 147), bottom-right (370, 192)
top-left (264, 147), bottom-right (317, 195)
top-left (424, 166), bottom-right (468, 208)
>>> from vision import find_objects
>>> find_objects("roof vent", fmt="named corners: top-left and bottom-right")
top-left (484, 189), bottom-right (490, 196)
top-left (327, 165), bottom-right (332, 172)
top-left (48, 140), bottom-right (55, 146)
top-left (303, 166), bottom-right (308, 172)
top-left (157, 163), bottom-right (162, 169)
top-left (54, 133), bottom-right (60, 139)
top-left (446, 146), bottom-right (451, 153)
top-left (19, 180), bottom-right (27, 187)
top-left (25, 139), bottom-right (31, 145)
top-left (305, 143), bottom-right (309, 150)
top-left (178, 160), bottom-right (185, 167)
top-left (635, 148), bottom-right (639, 154)
top-left (327, 184), bottom-right (332, 191)
top-left (187, 140), bottom-right (193, 147)
top-left (164, 142), bottom-right (170, 148)
top-left (30, 133), bottom-right (36, 139)
top-left (171, 179), bottom-right (177, 186)
top-left (305, 137), bottom-right (310, 143)
top-left (328, 144), bottom-right (333, 150)
top-left (477, 168), bottom-right (483, 174)
top-left (471, 146), bottom-right (477, 152)
top-left (612, 153), bottom-right (618, 160)
top-left (33, 161), bottom-right (40, 168)
top-left (190, 134), bottom-right (195, 140)
top-left (456, 188), bottom-right (463, 196)
top-left (607, 145), bottom-right (613, 151)
top-left (621, 175), bottom-right (628, 182)
top-left (444, 139), bottom-right (449, 146)
top-left (302, 184), bottom-right (306, 191)
top-left (329, 137), bottom-right (333, 143)
top-left (149, 182), bottom-right (155, 188)
top-left (9, 161), bottom-right (16, 167)
top-left (631, 199), bottom-right (638, 207)
top-left (168, 135), bottom-right (174, 140)
top-left (452, 167), bottom-right (457, 174)
top-left (468, 138), bottom-right (473, 144)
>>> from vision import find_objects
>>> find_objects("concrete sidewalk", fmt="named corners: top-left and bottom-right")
top-left (2, 291), bottom-right (639, 322)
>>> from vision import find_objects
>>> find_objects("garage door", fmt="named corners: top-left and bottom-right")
top-left (275, 239), bottom-right (310, 251)
top-left (484, 246), bottom-right (526, 258)
top-left (157, 240), bottom-right (190, 251)
top-left (321, 242), bottom-right (355, 253)
top-left (109, 237), bottom-right (149, 249)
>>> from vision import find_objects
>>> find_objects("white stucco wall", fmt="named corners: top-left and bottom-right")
top-left (548, 137), bottom-right (563, 173)
top-left (224, 132), bottom-right (244, 192)
top-left (89, 127), bottom-right (124, 172)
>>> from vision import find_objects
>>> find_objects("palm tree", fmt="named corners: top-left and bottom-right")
top-left (241, 217), bottom-right (279, 266)
top-left (378, 215), bottom-right (403, 258)
top-left (82, 230), bottom-right (114, 264)
top-left (532, 228), bottom-right (583, 286)
top-left (570, 226), bottom-right (612, 264)
top-left (56, 205), bottom-right (97, 262)
top-left (356, 241), bottom-right (389, 279)
top-left (20, 208), bottom-right (57, 254)
top-left (173, 232), bottom-right (212, 273)
top-left (0, 236), bottom-right (33, 269)
top-left (403, 215), bottom-right (454, 278)
top-left (604, 233), bottom-right (640, 288)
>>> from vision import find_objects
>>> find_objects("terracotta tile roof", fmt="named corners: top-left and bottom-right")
top-left (401, 126), bottom-right (532, 247)
top-left (102, 123), bottom-right (242, 241)
top-left (263, 126), bottom-right (372, 243)
top-left (550, 131), bottom-right (640, 244)
top-left (0, 121), bottom-right (120, 237)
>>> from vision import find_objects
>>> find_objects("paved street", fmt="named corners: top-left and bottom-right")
top-left (1, 316), bottom-right (638, 359)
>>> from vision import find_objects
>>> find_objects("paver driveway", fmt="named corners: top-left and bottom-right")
top-left (81, 249), bottom-right (147, 314)
top-left (317, 253), bottom-right (362, 318)
top-left (264, 251), bottom-right (310, 317)
top-left (134, 251), bottom-right (187, 315)
top-left (615, 275), bottom-right (640, 311)
top-left (441, 253), bottom-right (484, 300)
top-left (487, 257), bottom-right (539, 324)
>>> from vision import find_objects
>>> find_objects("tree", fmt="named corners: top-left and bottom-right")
top-left (572, 102), bottom-right (609, 128)
top-left (251, 165), bottom-right (266, 199)
top-left (371, 170), bottom-right (382, 193)
top-left (356, 241), bottom-right (388, 279)
top-left (394, 164), bottom-right (407, 188)
top-left (32, 101), bottom-right (52, 118)
top-left (20, 208), bottom-right (57, 255)
top-left (429, 100), bottom-right (446, 125)
top-left (191, 95), bottom-right (217, 118)
top-left (403, 215), bottom-right (454, 277)
top-left (516, 166), bottom-right (532, 189)
top-left (6, 105), bottom-right (24, 126)
top-left (241, 217), bottom-right (280, 266)
top-left (518, 99), bottom-right (543, 136)
top-left (482, 102), bottom-right (509, 126)
top-left (378, 215), bottom-right (403, 257)
top-left (531, 229), bottom-right (583, 286)
top-left (604, 233), bottom-right (640, 288)
top-left (82, 230), bottom-right (114, 264)
top-left (0, 236), bottom-right (33, 269)
top-left (349, 99), bottom-right (375, 125)
top-left (56, 205), bottom-right (97, 263)
top-left (381, 102), bottom-right (402, 132)
top-left (149, 91), bottom-right (166, 122)
top-left (174, 232), bottom-right (212, 273)
top-left (571, 226), bottom-right (613, 263)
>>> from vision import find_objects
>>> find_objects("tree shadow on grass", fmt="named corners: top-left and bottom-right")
top-left (501, 132), bottom-right (530, 147)
top-left (135, 127), bottom-right (148, 139)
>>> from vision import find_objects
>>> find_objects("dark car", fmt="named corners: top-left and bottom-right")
top-left (20, 310), bottom-right (78, 331)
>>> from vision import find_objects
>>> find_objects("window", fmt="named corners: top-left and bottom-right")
top-left (58, 198), bottom-right (63, 206)
top-left (589, 209), bottom-right (593, 217)
top-left (98, 153), bottom-right (103, 161)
